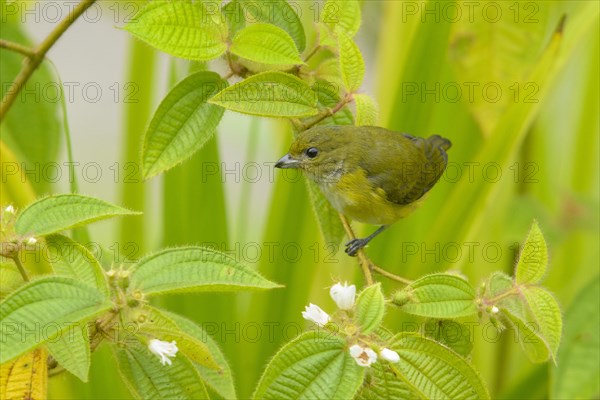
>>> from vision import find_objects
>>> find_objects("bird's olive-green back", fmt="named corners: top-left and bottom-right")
top-left (289, 126), bottom-right (451, 205)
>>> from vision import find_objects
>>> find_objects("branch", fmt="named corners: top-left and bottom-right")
top-left (299, 94), bottom-right (352, 132)
top-left (0, 39), bottom-right (35, 57)
top-left (338, 213), bottom-right (373, 285)
top-left (0, 0), bottom-right (97, 122)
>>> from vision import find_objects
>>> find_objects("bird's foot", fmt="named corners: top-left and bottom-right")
top-left (345, 238), bottom-right (369, 256)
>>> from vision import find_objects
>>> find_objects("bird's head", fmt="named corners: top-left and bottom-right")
top-left (275, 126), bottom-right (356, 183)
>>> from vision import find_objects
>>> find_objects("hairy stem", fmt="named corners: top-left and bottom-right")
top-left (371, 265), bottom-right (412, 285)
top-left (12, 254), bottom-right (30, 282)
top-left (0, 39), bottom-right (35, 57)
top-left (0, 0), bottom-right (97, 121)
top-left (300, 94), bottom-right (352, 131)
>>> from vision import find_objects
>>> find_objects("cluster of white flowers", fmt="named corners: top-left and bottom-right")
top-left (301, 282), bottom-right (400, 368)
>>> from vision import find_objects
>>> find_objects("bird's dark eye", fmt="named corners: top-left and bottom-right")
top-left (305, 147), bottom-right (319, 158)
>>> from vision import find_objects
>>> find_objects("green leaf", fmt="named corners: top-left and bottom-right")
top-left (125, 1), bottom-right (227, 61)
top-left (423, 319), bottom-right (474, 358)
top-left (311, 79), bottom-right (354, 126)
top-left (337, 32), bottom-right (365, 92)
top-left (322, 0), bottom-right (362, 37)
top-left (15, 194), bottom-right (140, 236)
top-left (393, 274), bottom-right (477, 318)
top-left (112, 341), bottom-right (209, 400)
top-left (356, 361), bottom-right (420, 400)
top-left (253, 331), bottom-right (364, 399)
top-left (230, 23), bottom-right (303, 66)
top-left (239, 0), bottom-right (306, 52)
top-left (46, 323), bottom-right (91, 382)
top-left (354, 94), bottom-right (378, 126)
top-left (0, 276), bottom-right (111, 363)
top-left (163, 310), bottom-right (236, 400)
top-left (129, 247), bottom-right (281, 296)
top-left (502, 307), bottom-right (551, 363)
top-left (0, 17), bottom-right (62, 194)
top-left (45, 234), bottom-right (109, 296)
top-left (551, 278), bottom-right (600, 399)
top-left (515, 221), bottom-right (548, 284)
top-left (304, 177), bottom-right (345, 246)
top-left (138, 306), bottom-right (218, 370)
top-left (391, 334), bottom-right (490, 399)
top-left (222, 0), bottom-right (245, 36)
top-left (142, 72), bottom-right (226, 179)
top-left (522, 286), bottom-right (562, 361)
top-left (355, 283), bottom-right (385, 334)
top-left (209, 72), bottom-right (318, 117)
top-left (0, 262), bottom-right (24, 299)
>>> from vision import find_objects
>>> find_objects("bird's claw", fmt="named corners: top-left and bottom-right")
top-left (345, 238), bottom-right (368, 257)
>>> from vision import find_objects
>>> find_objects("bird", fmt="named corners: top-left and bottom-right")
top-left (274, 125), bottom-right (451, 256)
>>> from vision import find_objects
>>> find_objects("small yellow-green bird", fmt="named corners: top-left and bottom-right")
top-left (275, 125), bottom-right (451, 256)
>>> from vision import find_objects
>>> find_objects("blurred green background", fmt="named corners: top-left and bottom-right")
top-left (1, 0), bottom-right (598, 399)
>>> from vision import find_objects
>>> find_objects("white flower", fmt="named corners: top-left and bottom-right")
top-left (26, 237), bottom-right (37, 246)
top-left (302, 303), bottom-right (330, 327)
top-left (349, 344), bottom-right (377, 367)
top-left (148, 339), bottom-right (178, 366)
top-left (330, 282), bottom-right (356, 310)
top-left (379, 348), bottom-right (400, 363)
top-left (491, 306), bottom-right (499, 314)
top-left (4, 205), bottom-right (15, 215)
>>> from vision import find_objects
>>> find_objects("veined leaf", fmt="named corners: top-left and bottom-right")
top-left (322, 0), bottom-right (361, 37)
top-left (311, 79), bottom-right (354, 126)
top-left (551, 278), bottom-right (600, 399)
top-left (46, 323), bottom-right (91, 382)
top-left (240, 0), bottom-right (306, 51)
top-left (0, 276), bottom-right (111, 363)
top-left (129, 247), bottom-right (281, 296)
top-left (223, 0), bottom-right (245, 36)
top-left (45, 234), bottom-right (109, 296)
top-left (209, 72), bottom-right (318, 117)
top-left (515, 221), bottom-right (548, 284)
top-left (338, 31), bottom-right (365, 93)
top-left (231, 23), bottom-right (303, 66)
top-left (391, 334), bottom-right (490, 399)
top-left (393, 273), bottom-right (477, 318)
top-left (0, 348), bottom-right (47, 400)
top-left (0, 262), bottom-right (23, 299)
top-left (163, 310), bottom-right (236, 400)
top-left (355, 283), bottom-right (385, 334)
top-left (522, 286), bottom-right (562, 361)
top-left (125, 0), bottom-right (227, 61)
top-left (304, 178), bottom-right (345, 246)
top-left (112, 341), bottom-right (209, 400)
top-left (138, 306), bottom-right (218, 370)
top-left (356, 361), bottom-right (420, 400)
top-left (502, 307), bottom-right (551, 363)
top-left (354, 94), bottom-right (378, 126)
top-left (14, 194), bottom-right (140, 236)
top-left (423, 319), bottom-right (474, 358)
top-left (142, 72), bottom-right (226, 179)
top-left (253, 331), bottom-right (364, 399)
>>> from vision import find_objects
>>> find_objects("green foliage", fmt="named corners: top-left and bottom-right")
top-left (353, 94), bottom-right (378, 126)
top-left (355, 283), bottom-right (385, 334)
top-left (46, 324), bottom-right (91, 382)
top-left (423, 320), bottom-right (474, 358)
top-left (337, 32), bottom-right (365, 93)
top-left (253, 331), bottom-right (364, 400)
top-left (129, 246), bottom-right (281, 296)
top-left (230, 23), bottom-right (303, 66)
top-left (141, 72), bottom-right (226, 178)
top-left (14, 194), bottom-right (140, 236)
top-left (515, 221), bottom-right (548, 284)
top-left (393, 273), bottom-right (478, 318)
top-left (0, 276), bottom-right (111, 363)
top-left (125, 1), bottom-right (227, 61)
top-left (322, 0), bottom-right (362, 37)
top-left (209, 72), bottom-right (318, 117)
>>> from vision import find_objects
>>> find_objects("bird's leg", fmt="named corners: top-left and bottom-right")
top-left (345, 225), bottom-right (388, 256)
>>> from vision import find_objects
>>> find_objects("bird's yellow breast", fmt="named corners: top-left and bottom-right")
top-left (318, 168), bottom-right (425, 225)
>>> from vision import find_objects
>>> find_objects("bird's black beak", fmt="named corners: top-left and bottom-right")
top-left (275, 153), bottom-right (300, 169)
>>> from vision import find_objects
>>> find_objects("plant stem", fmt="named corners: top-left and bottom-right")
top-left (303, 45), bottom-right (321, 63)
top-left (371, 265), bottom-right (412, 285)
top-left (0, 0), bottom-right (97, 121)
top-left (338, 213), bottom-right (373, 285)
top-left (300, 94), bottom-right (352, 131)
top-left (0, 39), bottom-right (35, 57)
top-left (12, 254), bottom-right (30, 282)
